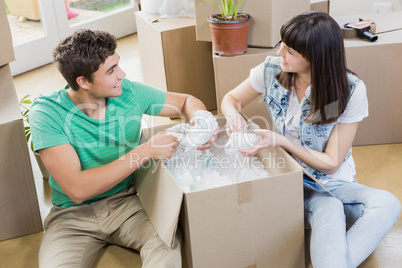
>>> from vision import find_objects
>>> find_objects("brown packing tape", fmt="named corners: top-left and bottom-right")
top-left (237, 181), bottom-right (253, 205)
top-left (342, 22), bottom-right (377, 38)
top-left (245, 264), bottom-right (257, 268)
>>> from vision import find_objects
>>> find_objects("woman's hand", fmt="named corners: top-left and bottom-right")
top-left (225, 113), bottom-right (248, 136)
top-left (238, 129), bottom-right (281, 157)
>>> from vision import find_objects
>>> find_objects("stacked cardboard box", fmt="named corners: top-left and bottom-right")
top-left (0, 0), bottom-right (43, 241)
top-left (135, 11), bottom-right (217, 110)
top-left (134, 118), bottom-right (305, 268)
top-left (335, 11), bottom-right (402, 145)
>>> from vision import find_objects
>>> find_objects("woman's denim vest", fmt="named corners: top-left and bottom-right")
top-left (261, 56), bottom-right (361, 180)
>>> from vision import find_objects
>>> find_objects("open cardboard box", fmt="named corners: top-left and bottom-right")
top-left (134, 116), bottom-right (305, 267)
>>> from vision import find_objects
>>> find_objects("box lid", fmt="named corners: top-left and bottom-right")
top-left (135, 11), bottom-right (196, 32)
top-left (335, 11), bottom-right (402, 46)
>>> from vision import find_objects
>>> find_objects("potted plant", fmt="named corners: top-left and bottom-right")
top-left (20, 94), bottom-right (50, 179)
top-left (204, 0), bottom-right (251, 56)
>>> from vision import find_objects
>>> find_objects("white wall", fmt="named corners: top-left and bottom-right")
top-left (329, 0), bottom-right (402, 16)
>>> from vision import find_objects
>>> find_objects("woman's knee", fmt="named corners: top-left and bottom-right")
top-left (307, 197), bottom-right (345, 226)
top-left (368, 190), bottom-right (401, 223)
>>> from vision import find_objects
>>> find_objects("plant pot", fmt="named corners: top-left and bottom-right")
top-left (207, 13), bottom-right (251, 56)
top-left (34, 152), bottom-right (50, 180)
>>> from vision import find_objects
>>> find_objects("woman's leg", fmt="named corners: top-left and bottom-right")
top-left (304, 183), bottom-right (350, 268)
top-left (326, 181), bottom-right (401, 268)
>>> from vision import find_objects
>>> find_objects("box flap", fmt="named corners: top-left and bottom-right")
top-left (134, 128), bottom-right (184, 247)
top-left (134, 159), bottom-right (183, 247)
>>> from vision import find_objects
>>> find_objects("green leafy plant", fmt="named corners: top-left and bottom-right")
top-left (203, 0), bottom-right (244, 20)
top-left (19, 94), bottom-right (38, 152)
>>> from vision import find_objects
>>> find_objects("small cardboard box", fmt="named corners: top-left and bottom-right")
top-left (134, 117), bottom-right (305, 268)
top-left (213, 47), bottom-right (280, 130)
top-left (335, 12), bottom-right (402, 145)
top-left (194, 0), bottom-right (310, 48)
top-left (310, 0), bottom-right (329, 13)
top-left (4, 0), bottom-right (41, 21)
top-left (135, 11), bottom-right (217, 111)
top-left (0, 64), bottom-right (43, 242)
top-left (0, 0), bottom-right (16, 66)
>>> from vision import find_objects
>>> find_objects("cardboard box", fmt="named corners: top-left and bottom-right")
top-left (0, 119), bottom-right (43, 241)
top-left (134, 117), bottom-right (305, 268)
top-left (213, 47), bottom-right (280, 130)
top-left (0, 0), bottom-right (16, 66)
top-left (335, 12), bottom-right (402, 145)
top-left (0, 65), bottom-right (22, 125)
top-left (135, 11), bottom-right (217, 111)
top-left (5, 0), bottom-right (41, 21)
top-left (194, 0), bottom-right (310, 48)
top-left (0, 64), bottom-right (42, 242)
top-left (310, 0), bottom-right (329, 13)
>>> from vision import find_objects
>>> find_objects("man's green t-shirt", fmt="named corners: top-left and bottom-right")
top-left (29, 79), bottom-right (166, 208)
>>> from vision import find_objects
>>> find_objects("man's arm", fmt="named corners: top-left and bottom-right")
top-left (39, 131), bottom-right (178, 204)
top-left (157, 92), bottom-right (207, 121)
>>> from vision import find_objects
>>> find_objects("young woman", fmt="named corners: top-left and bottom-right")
top-left (221, 11), bottom-right (401, 268)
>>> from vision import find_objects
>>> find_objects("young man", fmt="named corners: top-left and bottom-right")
top-left (30, 29), bottom-right (214, 267)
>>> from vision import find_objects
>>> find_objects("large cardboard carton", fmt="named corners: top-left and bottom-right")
top-left (134, 117), bottom-right (305, 268)
top-left (0, 64), bottom-right (42, 242)
top-left (135, 11), bottom-right (217, 110)
top-left (194, 0), bottom-right (310, 48)
top-left (0, 0), bottom-right (16, 66)
top-left (0, 119), bottom-right (43, 241)
top-left (335, 12), bottom-right (402, 145)
top-left (213, 47), bottom-right (280, 130)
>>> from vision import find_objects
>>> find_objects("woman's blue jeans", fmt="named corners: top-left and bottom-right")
top-left (304, 176), bottom-right (401, 268)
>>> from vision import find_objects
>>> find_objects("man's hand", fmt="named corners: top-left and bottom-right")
top-left (145, 131), bottom-right (180, 160)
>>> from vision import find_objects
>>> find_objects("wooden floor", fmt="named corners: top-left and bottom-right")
top-left (1, 33), bottom-right (401, 268)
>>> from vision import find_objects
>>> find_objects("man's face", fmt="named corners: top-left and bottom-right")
top-left (86, 52), bottom-right (126, 98)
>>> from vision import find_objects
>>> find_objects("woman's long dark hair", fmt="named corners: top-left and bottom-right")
top-left (275, 11), bottom-right (352, 125)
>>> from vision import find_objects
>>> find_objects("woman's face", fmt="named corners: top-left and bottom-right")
top-left (277, 42), bottom-right (310, 76)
